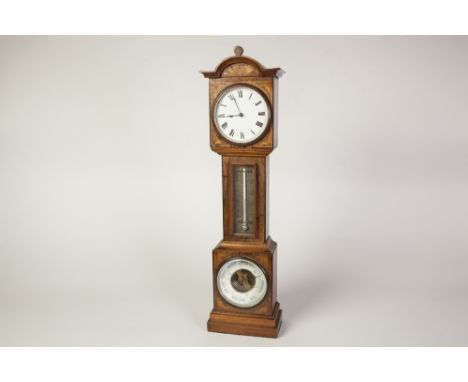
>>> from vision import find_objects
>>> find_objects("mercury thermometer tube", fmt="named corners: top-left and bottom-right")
top-left (241, 168), bottom-right (248, 231)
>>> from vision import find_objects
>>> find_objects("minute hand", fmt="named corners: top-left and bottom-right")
top-left (232, 98), bottom-right (243, 116)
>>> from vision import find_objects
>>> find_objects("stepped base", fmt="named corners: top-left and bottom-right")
top-left (207, 302), bottom-right (282, 338)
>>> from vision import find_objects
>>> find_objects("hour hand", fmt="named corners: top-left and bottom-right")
top-left (218, 113), bottom-right (242, 118)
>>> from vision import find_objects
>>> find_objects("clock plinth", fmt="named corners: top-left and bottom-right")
top-left (208, 302), bottom-right (282, 338)
top-left (208, 237), bottom-right (282, 338)
top-left (202, 47), bottom-right (284, 338)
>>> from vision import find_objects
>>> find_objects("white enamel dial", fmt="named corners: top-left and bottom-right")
top-left (216, 258), bottom-right (268, 308)
top-left (213, 85), bottom-right (271, 144)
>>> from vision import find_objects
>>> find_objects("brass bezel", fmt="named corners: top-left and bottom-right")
top-left (212, 83), bottom-right (272, 147)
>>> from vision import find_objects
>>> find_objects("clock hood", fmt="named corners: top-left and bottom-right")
top-left (200, 45), bottom-right (284, 79)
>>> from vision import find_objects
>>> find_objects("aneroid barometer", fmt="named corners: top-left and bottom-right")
top-left (201, 46), bottom-right (284, 338)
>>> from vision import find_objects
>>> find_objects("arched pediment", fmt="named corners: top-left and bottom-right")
top-left (201, 46), bottom-right (284, 79)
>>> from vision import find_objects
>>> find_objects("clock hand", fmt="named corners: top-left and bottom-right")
top-left (218, 114), bottom-right (242, 118)
top-left (231, 98), bottom-right (244, 117)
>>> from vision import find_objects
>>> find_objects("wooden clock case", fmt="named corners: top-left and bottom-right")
top-left (201, 47), bottom-right (284, 338)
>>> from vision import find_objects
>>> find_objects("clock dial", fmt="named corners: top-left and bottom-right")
top-left (217, 258), bottom-right (268, 308)
top-left (213, 85), bottom-right (270, 144)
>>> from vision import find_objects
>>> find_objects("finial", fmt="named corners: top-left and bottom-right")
top-left (234, 46), bottom-right (244, 56)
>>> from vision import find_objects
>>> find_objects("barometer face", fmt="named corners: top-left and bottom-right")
top-left (213, 85), bottom-right (271, 145)
top-left (216, 258), bottom-right (268, 308)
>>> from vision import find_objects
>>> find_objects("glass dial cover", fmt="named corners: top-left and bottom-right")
top-left (213, 85), bottom-right (271, 144)
top-left (216, 258), bottom-right (267, 308)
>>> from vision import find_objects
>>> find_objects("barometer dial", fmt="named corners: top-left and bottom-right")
top-left (216, 258), bottom-right (268, 308)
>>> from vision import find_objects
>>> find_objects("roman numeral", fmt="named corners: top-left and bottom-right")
top-left (250, 129), bottom-right (256, 135)
top-left (228, 94), bottom-right (235, 101)
top-left (238, 90), bottom-right (243, 98)
top-left (221, 122), bottom-right (228, 129)
top-left (219, 103), bottom-right (227, 107)
top-left (229, 129), bottom-right (235, 137)
top-left (258, 111), bottom-right (265, 116)
top-left (256, 121), bottom-right (263, 128)
top-left (255, 101), bottom-right (261, 106)
top-left (249, 93), bottom-right (253, 100)
top-left (218, 114), bottom-right (226, 118)
top-left (240, 132), bottom-right (245, 139)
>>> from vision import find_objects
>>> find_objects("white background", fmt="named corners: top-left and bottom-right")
top-left (1, 36), bottom-right (467, 346)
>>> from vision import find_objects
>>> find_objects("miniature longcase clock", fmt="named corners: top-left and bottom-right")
top-left (201, 46), bottom-right (284, 338)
